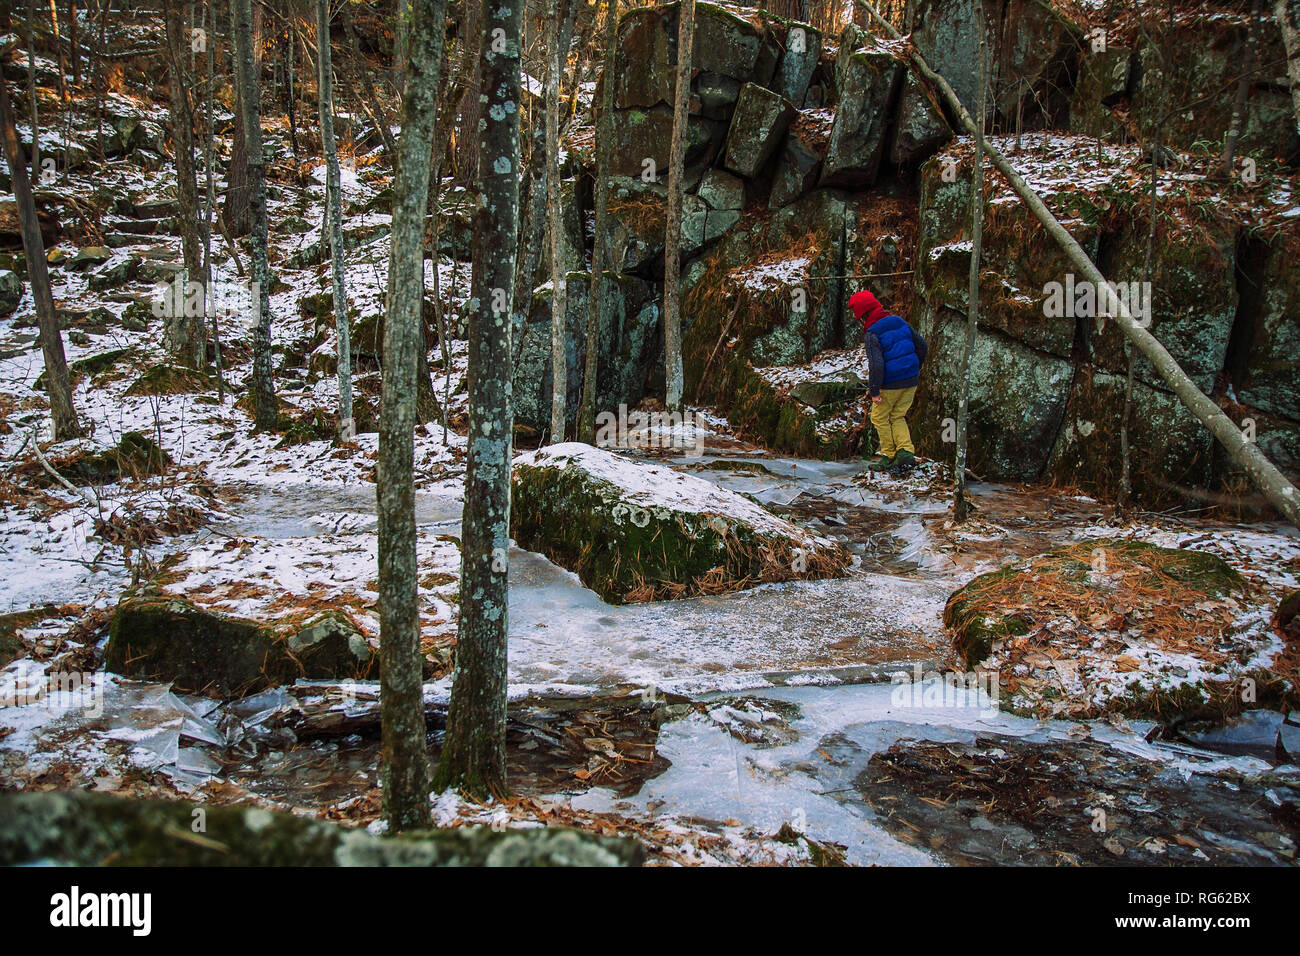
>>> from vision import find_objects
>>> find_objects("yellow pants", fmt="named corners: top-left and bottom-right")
top-left (869, 386), bottom-right (916, 458)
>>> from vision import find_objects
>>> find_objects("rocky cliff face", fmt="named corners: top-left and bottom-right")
top-left (528, 0), bottom-right (1298, 510)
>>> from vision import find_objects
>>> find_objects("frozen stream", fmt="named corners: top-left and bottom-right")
top-left (211, 455), bottom-right (973, 695)
top-left (5, 452), bottom-right (1296, 864)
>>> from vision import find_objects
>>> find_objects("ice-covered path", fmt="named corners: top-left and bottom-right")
top-left (211, 454), bottom-right (976, 698)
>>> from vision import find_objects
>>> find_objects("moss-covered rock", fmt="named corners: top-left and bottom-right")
top-left (105, 597), bottom-right (376, 698)
top-left (723, 82), bottom-right (797, 179)
top-left (124, 363), bottom-right (222, 397)
top-left (943, 538), bottom-right (1275, 721)
top-left (0, 268), bottom-right (22, 315)
top-left (512, 444), bottom-right (849, 603)
top-left (34, 347), bottom-right (137, 392)
top-left (1046, 365), bottom-right (1215, 505)
top-left (820, 40), bottom-right (903, 188)
top-left (20, 432), bottom-right (172, 487)
top-left (0, 791), bottom-right (644, 866)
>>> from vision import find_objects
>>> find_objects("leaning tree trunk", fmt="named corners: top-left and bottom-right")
top-left (663, 0), bottom-right (694, 416)
top-left (316, 0), bottom-right (354, 439)
top-left (952, 0), bottom-right (986, 525)
top-left (432, 0), bottom-right (523, 801)
top-left (578, 0), bottom-right (618, 443)
top-left (163, 0), bottom-right (206, 368)
top-left (1276, 0), bottom-right (1300, 136)
top-left (863, 1), bottom-right (1300, 527)
top-left (546, 0), bottom-right (570, 441)
top-left (231, 0), bottom-right (277, 430)
top-left (376, 0), bottom-right (450, 833)
top-left (0, 72), bottom-right (80, 440)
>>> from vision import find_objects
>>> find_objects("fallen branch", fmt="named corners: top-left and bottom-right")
top-left (24, 428), bottom-right (101, 510)
top-left (861, 3), bottom-right (1300, 527)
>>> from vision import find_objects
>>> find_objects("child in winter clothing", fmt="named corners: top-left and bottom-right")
top-left (849, 290), bottom-right (928, 473)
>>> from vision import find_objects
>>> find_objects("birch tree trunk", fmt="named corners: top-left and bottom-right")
top-left (432, 0), bottom-right (523, 800)
top-left (163, 0), bottom-right (206, 367)
top-left (862, 1), bottom-right (1300, 527)
top-left (1275, 0), bottom-right (1300, 136)
top-left (0, 72), bottom-right (80, 440)
top-left (231, 0), bottom-right (278, 430)
top-left (377, 0), bottom-right (450, 833)
top-left (578, 0), bottom-right (618, 443)
top-left (546, 0), bottom-right (570, 441)
top-left (663, 0), bottom-right (695, 416)
top-left (952, 2), bottom-right (985, 524)
top-left (316, 0), bottom-right (354, 439)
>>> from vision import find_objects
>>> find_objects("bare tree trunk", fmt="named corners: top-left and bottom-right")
top-left (578, 0), bottom-right (617, 443)
top-left (376, 0), bottom-right (450, 833)
top-left (432, 0), bottom-right (523, 801)
top-left (67, 0), bottom-right (79, 87)
top-left (284, 20), bottom-right (301, 183)
top-left (231, 0), bottom-right (277, 429)
top-left (0, 73), bottom-right (80, 441)
top-left (1276, 0), bottom-right (1300, 137)
top-left (48, 0), bottom-right (67, 101)
top-left (862, 1), bottom-right (1300, 527)
top-left (394, 0), bottom-right (411, 95)
top-left (204, 0), bottom-right (224, 397)
top-left (1220, 0), bottom-right (1263, 178)
top-left (663, 0), bottom-right (694, 416)
top-left (453, 0), bottom-right (482, 180)
top-left (163, 0), bottom-right (207, 367)
top-left (317, 0), bottom-right (353, 439)
top-left (546, 0), bottom-right (570, 441)
top-left (27, 0), bottom-right (41, 182)
top-left (952, 0), bottom-right (985, 525)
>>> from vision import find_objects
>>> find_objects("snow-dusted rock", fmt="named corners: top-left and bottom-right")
top-left (512, 443), bottom-right (850, 603)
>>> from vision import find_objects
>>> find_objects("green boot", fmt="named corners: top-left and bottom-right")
top-left (888, 449), bottom-right (916, 475)
top-left (866, 454), bottom-right (895, 472)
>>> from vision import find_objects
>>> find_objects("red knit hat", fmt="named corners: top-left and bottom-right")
top-left (849, 290), bottom-right (888, 328)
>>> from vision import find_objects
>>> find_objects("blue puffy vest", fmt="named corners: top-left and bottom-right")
top-left (867, 314), bottom-right (920, 385)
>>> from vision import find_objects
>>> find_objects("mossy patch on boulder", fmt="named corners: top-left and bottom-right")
top-left (0, 791), bottom-right (644, 866)
top-left (942, 538), bottom-right (1285, 721)
top-left (105, 596), bottom-right (377, 698)
top-left (124, 363), bottom-right (222, 397)
top-left (512, 443), bottom-right (850, 603)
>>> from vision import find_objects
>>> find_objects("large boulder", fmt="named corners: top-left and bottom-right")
top-left (1046, 365), bottom-right (1215, 504)
top-left (512, 444), bottom-right (850, 603)
top-left (605, 106), bottom-right (720, 181)
top-left (1086, 211), bottom-right (1238, 396)
top-left (820, 38), bottom-right (903, 188)
top-left (1232, 232), bottom-right (1300, 422)
top-left (914, 308), bottom-right (1075, 481)
top-left (941, 538), bottom-right (1284, 720)
top-left (105, 597), bottom-right (376, 698)
top-left (513, 270), bottom-right (662, 432)
top-left (0, 791), bottom-right (644, 866)
top-left (1131, 12), bottom-right (1295, 163)
top-left (604, 176), bottom-right (740, 276)
top-left (769, 130), bottom-right (823, 210)
top-left (723, 83), bottom-right (797, 179)
top-left (0, 269), bottom-right (22, 316)
top-left (768, 19), bottom-right (822, 107)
